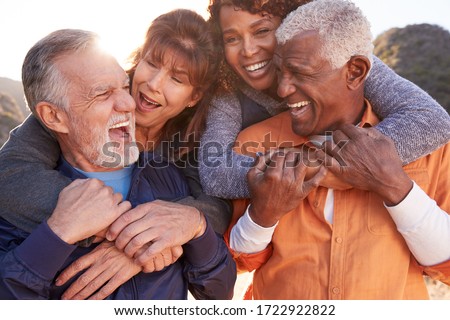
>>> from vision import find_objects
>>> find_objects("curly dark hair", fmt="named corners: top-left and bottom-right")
top-left (207, 0), bottom-right (312, 91)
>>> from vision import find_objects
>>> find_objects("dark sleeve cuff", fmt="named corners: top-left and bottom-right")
top-left (15, 221), bottom-right (77, 279)
top-left (182, 219), bottom-right (219, 267)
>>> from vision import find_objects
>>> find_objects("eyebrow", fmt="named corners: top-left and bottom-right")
top-left (172, 67), bottom-right (189, 76)
top-left (222, 17), bottom-right (272, 35)
top-left (89, 76), bottom-right (129, 96)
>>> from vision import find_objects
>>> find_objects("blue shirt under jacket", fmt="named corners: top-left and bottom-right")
top-left (0, 152), bottom-right (236, 299)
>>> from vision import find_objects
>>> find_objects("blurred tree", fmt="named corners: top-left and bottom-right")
top-left (374, 23), bottom-right (450, 114)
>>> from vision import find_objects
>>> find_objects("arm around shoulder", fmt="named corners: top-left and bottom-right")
top-left (365, 56), bottom-right (450, 164)
top-left (0, 115), bottom-right (70, 232)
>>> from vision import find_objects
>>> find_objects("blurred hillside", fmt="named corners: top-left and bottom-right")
top-left (0, 92), bottom-right (24, 146)
top-left (0, 77), bottom-right (29, 146)
top-left (374, 23), bottom-right (450, 113)
top-left (0, 77), bottom-right (29, 117)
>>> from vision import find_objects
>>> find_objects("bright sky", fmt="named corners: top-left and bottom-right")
top-left (1, 0), bottom-right (449, 81)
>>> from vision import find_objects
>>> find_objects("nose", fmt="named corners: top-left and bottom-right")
top-left (277, 73), bottom-right (296, 99)
top-left (115, 89), bottom-right (136, 113)
top-left (147, 69), bottom-right (164, 93)
top-left (241, 36), bottom-right (259, 58)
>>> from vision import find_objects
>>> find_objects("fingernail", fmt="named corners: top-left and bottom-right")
top-left (55, 278), bottom-right (62, 286)
top-left (106, 232), bottom-right (112, 241)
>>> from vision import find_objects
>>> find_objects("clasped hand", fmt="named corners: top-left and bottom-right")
top-left (248, 148), bottom-right (327, 227)
top-left (53, 194), bottom-right (205, 299)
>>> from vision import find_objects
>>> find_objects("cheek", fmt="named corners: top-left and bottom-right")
top-left (224, 46), bottom-right (239, 66)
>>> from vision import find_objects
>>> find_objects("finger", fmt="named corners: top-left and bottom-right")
top-left (61, 270), bottom-right (95, 300)
top-left (64, 178), bottom-right (89, 191)
top-left (88, 279), bottom-right (121, 300)
top-left (89, 282), bottom-right (127, 300)
top-left (115, 219), bottom-right (158, 253)
top-left (161, 250), bottom-right (173, 266)
top-left (88, 268), bottom-right (141, 300)
top-left (106, 205), bottom-right (147, 241)
top-left (171, 246), bottom-right (183, 263)
top-left (331, 129), bottom-right (350, 149)
top-left (112, 192), bottom-right (124, 205)
top-left (303, 166), bottom-right (327, 193)
top-left (252, 150), bottom-right (274, 172)
top-left (315, 149), bottom-right (341, 175)
top-left (336, 123), bottom-right (362, 140)
top-left (292, 156), bottom-right (308, 182)
top-left (283, 150), bottom-right (298, 169)
top-left (322, 139), bottom-right (347, 166)
top-left (142, 262), bottom-right (156, 273)
top-left (152, 254), bottom-right (166, 271)
top-left (55, 253), bottom-right (97, 286)
top-left (64, 268), bottom-right (114, 300)
top-left (264, 151), bottom-right (287, 179)
top-left (134, 240), bottom-right (169, 266)
top-left (117, 200), bottom-right (132, 215)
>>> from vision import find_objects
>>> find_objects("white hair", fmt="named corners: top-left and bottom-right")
top-left (276, 0), bottom-right (373, 69)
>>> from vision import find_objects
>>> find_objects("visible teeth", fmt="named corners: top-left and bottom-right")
top-left (110, 121), bottom-right (129, 129)
top-left (245, 61), bottom-right (268, 72)
top-left (142, 95), bottom-right (159, 105)
top-left (288, 101), bottom-right (311, 108)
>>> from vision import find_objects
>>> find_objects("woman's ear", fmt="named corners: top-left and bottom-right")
top-left (187, 90), bottom-right (204, 108)
top-left (35, 102), bottom-right (70, 134)
top-left (346, 55), bottom-right (371, 90)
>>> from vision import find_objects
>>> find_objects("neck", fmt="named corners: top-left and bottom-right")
top-left (135, 125), bottom-right (161, 152)
top-left (57, 136), bottom-right (124, 172)
top-left (263, 81), bottom-right (283, 102)
top-left (326, 95), bottom-right (366, 133)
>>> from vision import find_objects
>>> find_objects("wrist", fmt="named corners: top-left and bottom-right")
top-left (249, 204), bottom-right (278, 228)
top-left (192, 211), bottom-right (207, 239)
top-left (381, 176), bottom-right (414, 207)
top-left (47, 217), bottom-right (77, 245)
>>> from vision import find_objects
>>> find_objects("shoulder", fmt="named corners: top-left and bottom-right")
top-left (211, 91), bottom-right (241, 112)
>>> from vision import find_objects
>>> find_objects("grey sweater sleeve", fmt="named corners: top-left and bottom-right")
top-left (175, 152), bottom-right (232, 235)
top-left (198, 93), bottom-right (254, 199)
top-left (0, 115), bottom-right (70, 233)
top-left (366, 56), bottom-right (450, 164)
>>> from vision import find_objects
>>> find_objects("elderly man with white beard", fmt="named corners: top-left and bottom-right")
top-left (0, 29), bottom-right (235, 300)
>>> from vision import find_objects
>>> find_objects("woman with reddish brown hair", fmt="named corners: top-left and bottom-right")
top-left (0, 9), bottom-right (234, 299)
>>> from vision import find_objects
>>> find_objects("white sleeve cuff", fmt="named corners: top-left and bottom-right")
top-left (385, 181), bottom-right (450, 266)
top-left (229, 205), bottom-right (277, 254)
top-left (385, 181), bottom-right (435, 233)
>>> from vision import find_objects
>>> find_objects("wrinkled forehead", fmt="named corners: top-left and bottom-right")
top-left (277, 30), bottom-right (322, 58)
top-left (144, 43), bottom-right (199, 86)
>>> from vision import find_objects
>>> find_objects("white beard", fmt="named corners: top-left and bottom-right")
top-left (68, 112), bottom-right (140, 169)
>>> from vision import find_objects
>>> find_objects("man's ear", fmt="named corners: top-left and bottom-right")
top-left (35, 102), bottom-right (70, 134)
top-left (346, 55), bottom-right (371, 90)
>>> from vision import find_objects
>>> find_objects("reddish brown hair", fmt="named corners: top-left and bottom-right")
top-left (127, 9), bottom-right (220, 157)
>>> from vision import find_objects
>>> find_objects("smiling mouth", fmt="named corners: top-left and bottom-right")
top-left (109, 120), bottom-right (131, 140)
top-left (288, 101), bottom-right (311, 109)
top-left (244, 60), bottom-right (269, 72)
top-left (288, 100), bottom-right (312, 116)
top-left (140, 93), bottom-right (161, 109)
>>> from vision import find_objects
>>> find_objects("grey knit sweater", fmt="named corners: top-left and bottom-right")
top-left (198, 56), bottom-right (450, 199)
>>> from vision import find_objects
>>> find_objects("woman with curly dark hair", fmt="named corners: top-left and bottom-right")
top-left (198, 0), bottom-right (450, 199)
